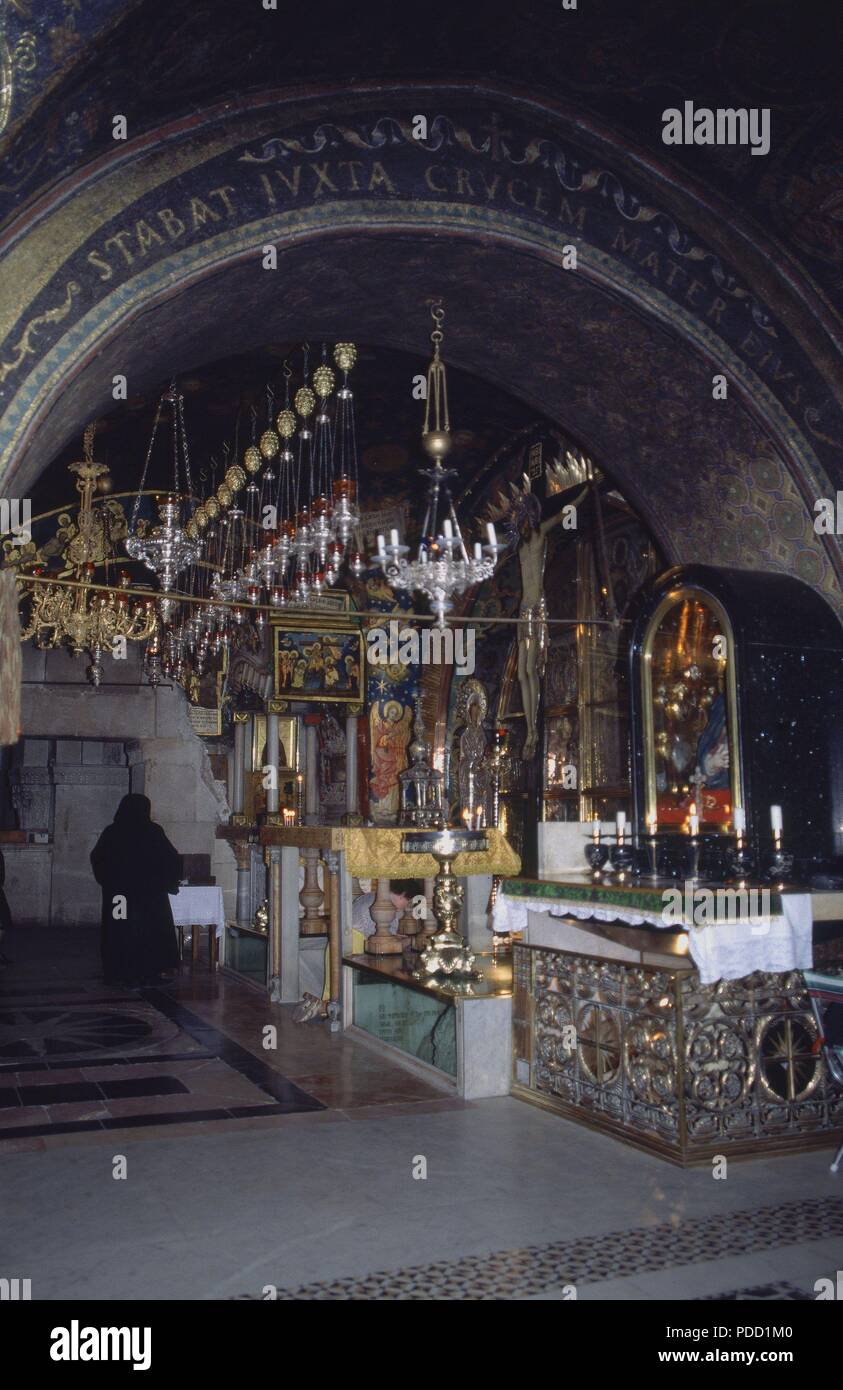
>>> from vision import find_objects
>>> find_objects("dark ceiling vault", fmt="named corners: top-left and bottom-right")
top-left (1, 4), bottom-right (841, 614)
top-left (2, 0), bottom-right (841, 321)
top-left (32, 341), bottom-right (553, 521)
top-left (16, 231), bottom-right (839, 608)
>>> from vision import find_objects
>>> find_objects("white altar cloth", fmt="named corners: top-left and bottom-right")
top-left (171, 886), bottom-right (226, 939)
top-left (494, 889), bottom-right (813, 985)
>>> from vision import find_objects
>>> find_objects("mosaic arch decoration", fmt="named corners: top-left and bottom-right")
top-left (0, 87), bottom-right (841, 612)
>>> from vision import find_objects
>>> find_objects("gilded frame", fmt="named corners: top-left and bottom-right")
top-left (273, 623), bottom-right (365, 704)
top-left (640, 585), bottom-right (743, 829)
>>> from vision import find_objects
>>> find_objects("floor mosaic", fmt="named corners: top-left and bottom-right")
top-left (258, 1197), bottom-right (843, 1300)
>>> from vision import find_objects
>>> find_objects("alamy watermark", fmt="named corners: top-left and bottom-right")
top-left (662, 102), bottom-right (770, 157)
top-left (0, 497), bottom-right (32, 545)
top-left (813, 492), bottom-right (843, 534)
top-left (661, 882), bottom-right (773, 934)
top-left (367, 620), bottom-right (475, 675)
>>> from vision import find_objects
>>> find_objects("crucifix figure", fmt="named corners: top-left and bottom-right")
top-left (489, 460), bottom-right (592, 762)
top-left (515, 493), bottom-right (571, 759)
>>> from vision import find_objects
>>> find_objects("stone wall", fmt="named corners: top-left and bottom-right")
top-left (8, 642), bottom-right (236, 927)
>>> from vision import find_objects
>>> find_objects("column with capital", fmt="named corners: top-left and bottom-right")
top-left (231, 715), bottom-right (247, 823)
top-left (342, 706), bottom-right (362, 826)
top-left (265, 712), bottom-right (280, 820)
top-left (303, 712), bottom-right (321, 826)
top-left (233, 838), bottom-right (252, 927)
top-left (267, 844), bottom-right (282, 1000)
top-left (270, 842), bottom-right (301, 1003)
top-left (324, 849), bottom-right (342, 1030)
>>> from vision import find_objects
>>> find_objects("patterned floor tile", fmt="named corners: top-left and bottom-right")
top-left (256, 1197), bottom-right (843, 1300)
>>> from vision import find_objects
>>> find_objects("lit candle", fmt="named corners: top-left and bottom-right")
top-left (616, 810), bottom-right (626, 842)
top-left (646, 812), bottom-right (657, 836)
top-left (770, 804), bottom-right (782, 849)
top-left (592, 815), bottom-right (600, 843)
top-left (733, 806), bottom-right (746, 833)
top-left (688, 802), bottom-right (699, 836)
top-left (475, 805), bottom-right (484, 829)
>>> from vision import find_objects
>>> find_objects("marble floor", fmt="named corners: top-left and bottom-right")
top-left (1, 927), bottom-right (841, 1301)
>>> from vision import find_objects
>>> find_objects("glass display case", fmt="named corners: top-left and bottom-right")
top-left (631, 565), bottom-right (843, 875)
top-left (640, 587), bottom-right (741, 834)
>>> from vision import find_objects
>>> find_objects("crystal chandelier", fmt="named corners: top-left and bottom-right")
top-left (125, 381), bottom-right (202, 619)
top-left (372, 304), bottom-right (499, 627)
top-left (18, 425), bottom-right (158, 686)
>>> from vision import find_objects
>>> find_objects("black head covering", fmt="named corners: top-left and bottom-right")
top-left (113, 793), bottom-right (152, 827)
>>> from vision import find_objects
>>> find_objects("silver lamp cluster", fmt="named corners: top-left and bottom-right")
top-left (125, 385), bottom-right (202, 622)
top-left (372, 304), bottom-right (499, 628)
top-left (216, 342), bottom-right (367, 610)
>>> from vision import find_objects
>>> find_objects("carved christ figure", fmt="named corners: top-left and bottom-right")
top-left (513, 492), bottom-right (585, 759)
top-left (489, 455), bottom-right (593, 762)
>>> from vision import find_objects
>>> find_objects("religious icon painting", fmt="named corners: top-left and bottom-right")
top-left (273, 625), bottom-right (365, 703)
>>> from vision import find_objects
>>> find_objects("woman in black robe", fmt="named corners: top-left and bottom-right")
top-left (91, 794), bottom-right (181, 986)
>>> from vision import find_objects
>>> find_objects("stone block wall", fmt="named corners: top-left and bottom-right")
top-left (9, 642), bottom-right (236, 927)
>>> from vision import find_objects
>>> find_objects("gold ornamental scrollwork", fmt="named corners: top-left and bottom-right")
top-left (755, 1012), bottom-right (822, 1104)
top-left (684, 1020), bottom-right (753, 1109)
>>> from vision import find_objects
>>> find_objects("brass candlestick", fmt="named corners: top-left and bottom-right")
top-left (402, 828), bottom-right (487, 977)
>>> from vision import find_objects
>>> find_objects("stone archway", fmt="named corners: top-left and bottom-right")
top-left (1, 84), bottom-right (841, 609)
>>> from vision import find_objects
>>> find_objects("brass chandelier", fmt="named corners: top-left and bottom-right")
top-left (17, 425), bottom-right (158, 686)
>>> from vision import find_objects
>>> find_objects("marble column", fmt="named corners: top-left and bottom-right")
top-left (365, 877), bottom-right (403, 955)
top-left (267, 845), bottom-right (282, 1000)
top-left (270, 843), bottom-right (302, 1003)
top-left (232, 718), bottom-right (247, 819)
top-left (324, 849), bottom-right (342, 1030)
top-left (265, 712), bottom-right (280, 816)
top-left (233, 839), bottom-right (252, 927)
top-left (303, 714), bottom-right (320, 825)
top-left (344, 711), bottom-right (359, 822)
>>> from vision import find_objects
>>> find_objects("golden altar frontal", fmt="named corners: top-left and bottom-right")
top-left (259, 824), bottom-right (519, 1021)
top-left (260, 825), bottom-right (519, 877)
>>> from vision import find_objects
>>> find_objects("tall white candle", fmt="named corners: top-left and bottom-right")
top-left (616, 810), bottom-right (626, 840)
top-left (389, 528), bottom-right (399, 547)
top-left (733, 807), bottom-right (746, 833)
top-left (770, 805), bottom-right (783, 834)
top-left (486, 521), bottom-right (497, 546)
top-left (376, 533), bottom-right (386, 555)
top-left (592, 815), bottom-right (600, 842)
top-left (443, 518), bottom-right (453, 539)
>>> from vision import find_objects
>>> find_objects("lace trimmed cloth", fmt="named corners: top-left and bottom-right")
top-left (493, 888), bottom-right (813, 985)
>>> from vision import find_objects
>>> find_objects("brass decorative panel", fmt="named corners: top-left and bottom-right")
top-left (512, 943), bottom-right (843, 1165)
